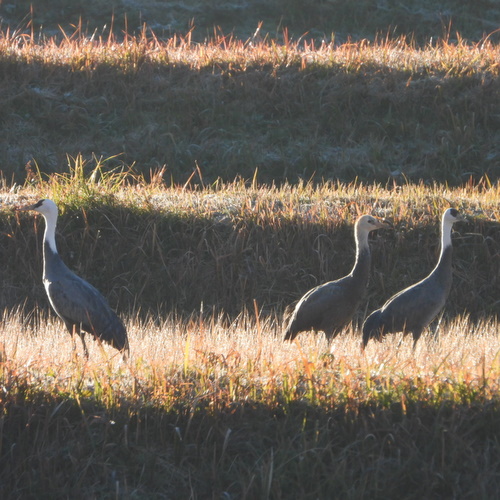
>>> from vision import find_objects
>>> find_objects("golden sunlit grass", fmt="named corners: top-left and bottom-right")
top-left (1, 177), bottom-right (499, 497)
top-left (3, 310), bottom-right (500, 411)
top-left (3, 26), bottom-right (500, 76)
top-left (1, 310), bottom-right (500, 497)
top-left (14, 153), bottom-right (500, 220)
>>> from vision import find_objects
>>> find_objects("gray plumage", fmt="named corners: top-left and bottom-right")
top-left (362, 208), bottom-right (463, 350)
top-left (284, 215), bottom-right (392, 341)
top-left (21, 199), bottom-right (129, 357)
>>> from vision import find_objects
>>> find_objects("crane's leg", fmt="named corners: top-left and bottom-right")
top-left (121, 340), bottom-right (130, 362)
top-left (77, 327), bottom-right (89, 359)
top-left (326, 326), bottom-right (343, 342)
top-left (431, 311), bottom-right (446, 342)
top-left (396, 335), bottom-right (404, 349)
top-left (65, 322), bottom-right (78, 357)
top-left (412, 330), bottom-right (422, 351)
top-left (66, 322), bottom-right (89, 358)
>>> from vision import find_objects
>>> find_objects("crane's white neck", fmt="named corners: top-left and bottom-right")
top-left (351, 224), bottom-right (371, 276)
top-left (440, 216), bottom-right (453, 252)
top-left (429, 213), bottom-right (456, 279)
top-left (354, 224), bottom-right (370, 253)
top-left (41, 210), bottom-right (59, 254)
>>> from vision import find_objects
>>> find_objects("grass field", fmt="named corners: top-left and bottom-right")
top-left (1, 177), bottom-right (500, 498)
top-left (2, 5), bottom-right (500, 186)
top-left (1, 2), bottom-right (500, 498)
top-left (1, 309), bottom-right (500, 498)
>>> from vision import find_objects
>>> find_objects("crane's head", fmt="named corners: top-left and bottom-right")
top-left (443, 207), bottom-right (463, 225)
top-left (19, 198), bottom-right (59, 218)
top-left (356, 214), bottom-right (393, 234)
top-left (18, 199), bottom-right (60, 234)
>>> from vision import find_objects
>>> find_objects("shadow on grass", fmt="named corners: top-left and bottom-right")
top-left (1, 42), bottom-right (500, 187)
top-left (1, 202), bottom-right (499, 326)
top-left (1, 383), bottom-right (500, 498)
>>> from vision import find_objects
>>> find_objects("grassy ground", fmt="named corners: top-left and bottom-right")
top-left (1, 5), bottom-right (500, 186)
top-left (1, 178), bottom-right (499, 496)
top-left (1, 2), bottom-right (500, 498)
top-left (2, 171), bottom-right (499, 320)
top-left (1, 310), bottom-right (500, 498)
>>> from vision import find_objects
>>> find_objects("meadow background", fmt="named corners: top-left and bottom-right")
top-left (1, 1), bottom-right (500, 498)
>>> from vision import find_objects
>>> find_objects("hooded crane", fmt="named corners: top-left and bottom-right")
top-left (362, 208), bottom-right (463, 350)
top-left (20, 199), bottom-right (129, 358)
top-left (284, 215), bottom-right (392, 341)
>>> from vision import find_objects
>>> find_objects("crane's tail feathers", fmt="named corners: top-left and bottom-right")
top-left (284, 327), bottom-right (297, 341)
top-left (107, 323), bottom-right (129, 352)
top-left (362, 310), bottom-right (383, 348)
top-left (85, 313), bottom-right (129, 353)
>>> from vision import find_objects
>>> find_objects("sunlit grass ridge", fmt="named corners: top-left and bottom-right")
top-left (3, 26), bottom-right (500, 75)
top-left (2, 25), bottom-right (500, 185)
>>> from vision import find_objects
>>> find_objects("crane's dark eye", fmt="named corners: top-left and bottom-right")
top-left (34, 199), bottom-right (45, 208)
top-left (450, 208), bottom-right (458, 218)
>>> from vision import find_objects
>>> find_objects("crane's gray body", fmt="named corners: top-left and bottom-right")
top-left (43, 240), bottom-right (128, 353)
top-left (284, 215), bottom-right (391, 341)
top-left (362, 208), bottom-right (461, 349)
top-left (284, 248), bottom-right (371, 340)
top-left (24, 199), bottom-right (128, 356)
top-left (362, 247), bottom-right (452, 346)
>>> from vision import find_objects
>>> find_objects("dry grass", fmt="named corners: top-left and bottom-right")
top-left (1, 310), bottom-right (500, 498)
top-left (5, 310), bottom-right (500, 410)
top-left (2, 25), bottom-right (500, 185)
top-left (3, 23), bottom-right (500, 73)
top-left (2, 172), bottom-right (499, 322)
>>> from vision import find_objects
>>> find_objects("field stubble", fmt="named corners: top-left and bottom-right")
top-left (0, 174), bottom-right (499, 497)
top-left (1, 308), bottom-right (500, 498)
top-left (2, 24), bottom-right (500, 186)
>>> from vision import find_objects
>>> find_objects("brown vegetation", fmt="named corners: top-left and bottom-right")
top-left (1, 17), bottom-right (500, 186)
top-left (1, 2), bottom-right (500, 498)
top-left (1, 310), bottom-right (500, 498)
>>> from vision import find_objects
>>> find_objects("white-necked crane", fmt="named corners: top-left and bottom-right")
top-left (284, 214), bottom-right (392, 341)
top-left (20, 199), bottom-right (129, 358)
top-left (362, 208), bottom-right (463, 350)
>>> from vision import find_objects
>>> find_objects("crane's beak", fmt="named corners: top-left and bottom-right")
top-left (17, 199), bottom-right (43, 212)
top-left (17, 203), bottom-right (37, 212)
